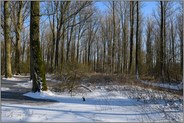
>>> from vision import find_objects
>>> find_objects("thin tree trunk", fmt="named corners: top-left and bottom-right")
top-left (108, 19), bottom-right (112, 73)
top-left (160, 1), bottom-right (164, 81)
top-left (171, 21), bottom-right (175, 63)
top-left (146, 19), bottom-right (153, 75)
top-left (112, 1), bottom-right (116, 74)
top-left (66, 16), bottom-right (75, 62)
top-left (135, 1), bottom-right (139, 79)
top-left (103, 41), bottom-right (106, 72)
top-left (51, 15), bottom-right (55, 70)
top-left (76, 34), bottom-right (80, 63)
top-left (123, 13), bottom-right (127, 74)
top-left (128, 1), bottom-right (134, 74)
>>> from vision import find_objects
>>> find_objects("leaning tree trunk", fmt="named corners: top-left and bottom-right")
top-left (30, 1), bottom-right (47, 92)
top-left (4, 1), bottom-right (12, 78)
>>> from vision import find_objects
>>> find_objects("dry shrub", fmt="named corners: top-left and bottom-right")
top-left (50, 62), bottom-right (89, 95)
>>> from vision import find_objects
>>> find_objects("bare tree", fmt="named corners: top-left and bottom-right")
top-left (10, 1), bottom-right (29, 75)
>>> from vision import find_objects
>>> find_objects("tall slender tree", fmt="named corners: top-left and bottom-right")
top-left (160, 1), bottom-right (164, 81)
top-left (146, 17), bottom-right (153, 75)
top-left (128, 1), bottom-right (134, 74)
top-left (112, 1), bottom-right (116, 73)
top-left (135, 1), bottom-right (139, 78)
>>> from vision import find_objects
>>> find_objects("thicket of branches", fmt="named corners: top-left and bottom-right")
top-left (1, 1), bottom-right (183, 84)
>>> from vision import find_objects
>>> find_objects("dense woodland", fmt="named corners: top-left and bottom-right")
top-left (1, 1), bottom-right (183, 92)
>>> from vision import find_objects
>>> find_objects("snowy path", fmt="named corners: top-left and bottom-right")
top-left (1, 75), bottom-right (183, 122)
top-left (1, 76), bottom-right (57, 104)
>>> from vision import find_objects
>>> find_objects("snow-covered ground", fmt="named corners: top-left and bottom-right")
top-left (2, 77), bottom-right (22, 81)
top-left (14, 80), bottom-right (32, 88)
top-left (1, 87), bottom-right (10, 91)
top-left (140, 80), bottom-right (183, 90)
top-left (1, 76), bottom-right (183, 122)
top-left (2, 89), bottom-right (183, 122)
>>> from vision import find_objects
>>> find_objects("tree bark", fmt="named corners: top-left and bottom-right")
top-left (30, 1), bottom-right (47, 92)
top-left (146, 18), bottom-right (153, 75)
top-left (4, 1), bottom-right (12, 78)
top-left (135, 1), bottom-right (139, 79)
top-left (123, 11), bottom-right (128, 74)
top-left (128, 1), bottom-right (134, 74)
top-left (160, 1), bottom-right (164, 81)
top-left (112, 1), bottom-right (116, 74)
top-left (15, 1), bottom-right (23, 75)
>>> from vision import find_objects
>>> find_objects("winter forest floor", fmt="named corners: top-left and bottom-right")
top-left (1, 74), bottom-right (183, 122)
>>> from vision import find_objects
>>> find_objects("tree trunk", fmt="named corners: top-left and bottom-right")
top-left (51, 13), bottom-right (55, 70)
top-left (4, 1), bottom-right (12, 78)
top-left (66, 16), bottom-right (75, 62)
top-left (123, 12), bottom-right (128, 74)
top-left (146, 19), bottom-right (153, 75)
top-left (128, 1), bottom-right (134, 74)
top-left (15, 1), bottom-right (23, 75)
top-left (55, 33), bottom-right (59, 70)
top-left (160, 1), bottom-right (164, 81)
top-left (30, 1), bottom-right (47, 92)
top-left (112, 1), bottom-right (116, 74)
top-left (135, 1), bottom-right (139, 79)
top-left (107, 19), bottom-right (112, 73)
top-left (76, 34), bottom-right (80, 63)
top-left (178, 14), bottom-right (183, 74)
top-left (171, 21), bottom-right (175, 63)
top-left (103, 41), bottom-right (106, 72)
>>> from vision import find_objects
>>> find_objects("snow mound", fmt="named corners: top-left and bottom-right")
top-left (24, 90), bottom-right (55, 99)
top-left (1, 87), bottom-right (10, 91)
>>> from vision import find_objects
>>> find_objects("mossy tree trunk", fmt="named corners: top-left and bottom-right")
top-left (30, 1), bottom-right (47, 92)
top-left (4, 1), bottom-right (12, 78)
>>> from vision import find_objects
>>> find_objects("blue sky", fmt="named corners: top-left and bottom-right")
top-left (142, 2), bottom-right (157, 17)
top-left (95, 1), bottom-right (157, 17)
